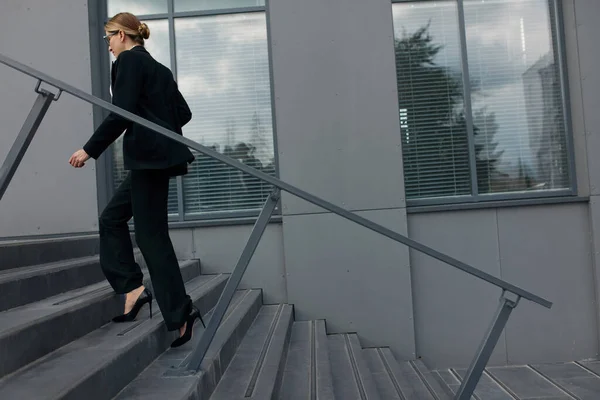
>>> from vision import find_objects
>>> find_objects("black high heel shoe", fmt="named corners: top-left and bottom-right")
top-left (112, 288), bottom-right (153, 323)
top-left (170, 306), bottom-right (205, 348)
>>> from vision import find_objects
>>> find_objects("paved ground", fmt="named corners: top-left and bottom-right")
top-left (436, 360), bottom-right (600, 399)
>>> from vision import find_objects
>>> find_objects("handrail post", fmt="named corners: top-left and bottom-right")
top-left (183, 189), bottom-right (280, 372)
top-left (454, 291), bottom-right (520, 400)
top-left (0, 87), bottom-right (55, 201)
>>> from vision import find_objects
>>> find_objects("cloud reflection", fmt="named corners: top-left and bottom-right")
top-left (393, 0), bottom-right (567, 186)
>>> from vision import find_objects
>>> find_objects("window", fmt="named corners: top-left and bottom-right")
top-left (174, 0), bottom-right (264, 13)
top-left (108, 0), bottom-right (168, 17)
top-left (392, 0), bottom-right (572, 203)
top-left (105, 1), bottom-right (275, 220)
top-left (175, 14), bottom-right (275, 216)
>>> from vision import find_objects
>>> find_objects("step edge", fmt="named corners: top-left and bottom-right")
top-left (0, 234), bottom-right (99, 248)
top-left (0, 250), bottom-right (145, 312)
top-left (115, 289), bottom-right (263, 400)
top-left (346, 333), bottom-right (382, 400)
top-left (0, 272), bottom-right (219, 381)
top-left (0, 273), bottom-right (226, 398)
top-left (0, 259), bottom-right (204, 336)
top-left (314, 320), bottom-right (336, 400)
top-left (208, 304), bottom-right (291, 399)
top-left (411, 360), bottom-right (454, 400)
top-left (250, 304), bottom-right (294, 399)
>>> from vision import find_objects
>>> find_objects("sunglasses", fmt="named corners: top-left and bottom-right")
top-left (103, 31), bottom-right (119, 45)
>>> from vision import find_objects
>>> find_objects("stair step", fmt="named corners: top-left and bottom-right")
top-left (210, 304), bottom-right (294, 400)
top-left (0, 234), bottom-right (103, 271)
top-left (443, 368), bottom-right (511, 400)
top-left (485, 365), bottom-right (574, 399)
top-left (534, 362), bottom-right (600, 399)
top-left (363, 348), bottom-right (435, 400)
top-left (0, 273), bottom-right (228, 399)
top-left (0, 249), bottom-right (144, 312)
top-left (328, 334), bottom-right (380, 400)
top-left (114, 288), bottom-right (263, 400)
top-left (0, 259), bottom-right (201, 380)
top-left (411, 360), bottom-right (453, 400)
top-left (278, 320), bottom-right (335, 400)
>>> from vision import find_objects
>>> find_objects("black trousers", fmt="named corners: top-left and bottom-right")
top-left (99, 169), bottom-right (191, 331)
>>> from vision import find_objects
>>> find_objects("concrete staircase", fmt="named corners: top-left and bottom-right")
top-left (1, 235), bottom-right (598, 399)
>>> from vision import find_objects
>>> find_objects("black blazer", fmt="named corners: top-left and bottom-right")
top-left (84, 46), bottom-right (195, 176)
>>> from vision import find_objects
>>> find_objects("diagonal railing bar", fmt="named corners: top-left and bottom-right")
top-left (454, 292), bottom-right (520, 400)
top-left (0, 88), bottom-right (55, 201)
top-left (0, 53), bottom-right (552, 309)
top-left (185, 190), bottom-right (280, 372)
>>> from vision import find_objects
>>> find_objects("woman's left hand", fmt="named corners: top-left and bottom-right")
top-left (69, 149), bottom-right (90, 168)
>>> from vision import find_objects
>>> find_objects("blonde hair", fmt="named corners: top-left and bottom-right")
top-left (105, 12), bottom-right (150, 46)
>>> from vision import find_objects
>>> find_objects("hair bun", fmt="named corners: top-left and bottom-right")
top-left (138, 23), bottom-right (150, 39)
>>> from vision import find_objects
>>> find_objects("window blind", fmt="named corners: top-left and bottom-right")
top-left (392, 0), bottom-right (570, 201)
top-left (392, 1), bottom-right (471, 199)
top-left (464, 0), bottom-right (569, 194)
top-left (175, 13), bottom-right (275, 216)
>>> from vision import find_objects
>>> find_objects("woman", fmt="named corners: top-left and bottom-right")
top-left (69, 12), bottom-right (201, 348)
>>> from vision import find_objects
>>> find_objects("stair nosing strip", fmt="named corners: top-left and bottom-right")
top-left (0, 249), bottom-right (143, 282)
top-left (52, 286), bottom-right (112, 306)
top-left (448, 368), bottom-right (483, 400)
top-left (187, 274), bottom-right (224, 297)
top-left (483, 367), bottom-right (524, 400)
top-left (574, 361), bottom-right (600, 379)
top-left (409, 361), bottom-right (442, 400)
top-left (0, 255), bottom-right (99, 281)
top-left (116, 320), bottom-right (149, 337)
top-left (207, 288), bottom-right (253, 334)
top-left (178, 288), bottom-right (255, 369)
top-left (344, 334), bottom-right (368, 400)
top-left (0, 234), bottom-right (99, 246)
top-left (244, 304), bottom-right (285, 398)
top-left (526, 364), bottom-right (580, 400)
top-left (219, 289), bottom-right (254, 328)
top-left (51, 259), bottom-right (198, 306)
top-left (310, 320), bottom-right (317, 400)
top-left (377, 348), bottom-right (406, 400)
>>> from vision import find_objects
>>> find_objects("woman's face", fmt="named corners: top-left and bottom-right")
top-left (105, 30), bottom-right (125, 57)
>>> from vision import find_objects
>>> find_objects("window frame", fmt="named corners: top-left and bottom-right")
top-left (89, 0), bottom-right (280, 222)
top-left (391, 0), bottom-right (577, 207)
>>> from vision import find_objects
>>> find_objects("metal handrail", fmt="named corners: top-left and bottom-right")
top-left (0, 53), bottom-right (551, 309)
top-left (0, 52), bottom-right (552, 399)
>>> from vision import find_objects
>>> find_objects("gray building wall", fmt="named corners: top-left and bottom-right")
top-left (406, 0), bottom-right (600, 369)
top-left (268, 0), bottom-right (415, 360)
top-left (170, 224), bottom-right (287, 305)
top-left (260, 0), bottom-right (600, 368)
top-left (409, 203), bottom-right (597, 369)
top-left (0, 0), bottom-right (98, 237)
top-left (569, 0), bottom-right (600, 367)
